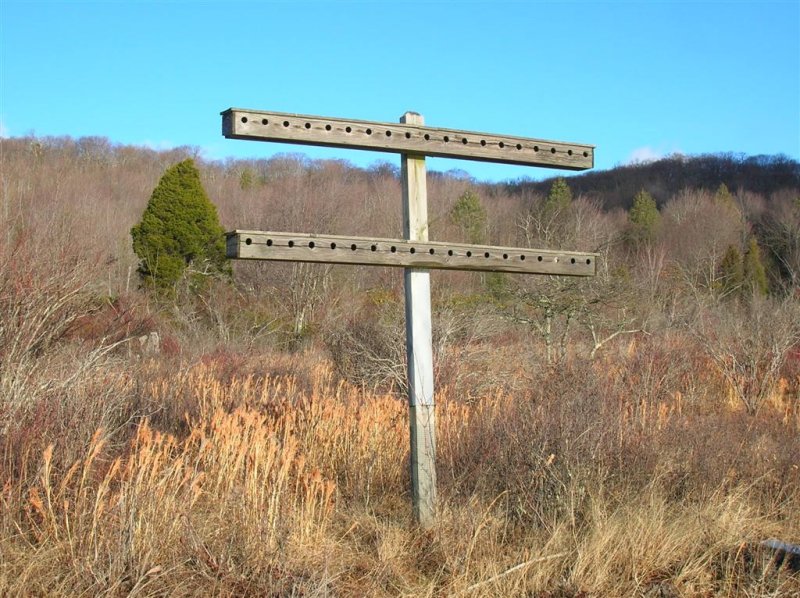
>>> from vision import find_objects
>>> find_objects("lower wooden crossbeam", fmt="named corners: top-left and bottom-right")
top-left (227, 230), bottom-right (598, 276)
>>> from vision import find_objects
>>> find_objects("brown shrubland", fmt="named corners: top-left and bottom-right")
top-left (1, 137), bottom-right (798, 596)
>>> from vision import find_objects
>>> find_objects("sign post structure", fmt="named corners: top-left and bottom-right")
top-left (221, 107), bottom-right (597, 527)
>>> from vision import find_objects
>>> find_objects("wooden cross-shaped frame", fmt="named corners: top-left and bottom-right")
top-left (221, 108), bottom-right (597, 527)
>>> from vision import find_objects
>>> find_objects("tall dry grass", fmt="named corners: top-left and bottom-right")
top-left (2, 137), bottom-right (799, 595)
top-left (2, 360), bottom-right (798, 596)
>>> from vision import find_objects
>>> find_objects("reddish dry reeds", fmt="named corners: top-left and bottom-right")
top-left (5, 394), bottom-right (337, 594)
top-left (2, 360), bottom-right (798, 596)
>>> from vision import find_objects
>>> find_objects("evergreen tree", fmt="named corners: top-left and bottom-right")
top-left (743, 237), bottom-right (768, 296)
top-left (714, 182), bottom-right (743, 221)
top-left (718, 244), bottom-right (744, 297)
top-left (239, 167), bottom-right (255, 191)
top-left (714, 182), bottom-right (733, 206)
top-left (131, 159), bottom-right (229, 292)
top-left (627, 189), bottom-right (661, 244)
top-left (450, 190), bottom-right (487, 244)
top-left (543, 177), bottom-right (573, 219)
top-left (485, 271), bottom-right (509, 299)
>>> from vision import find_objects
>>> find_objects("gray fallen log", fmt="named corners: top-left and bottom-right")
top-left (761, 538), bottom-right (800, 572)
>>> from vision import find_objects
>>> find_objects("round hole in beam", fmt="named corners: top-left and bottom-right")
top-left (261, 118), bottom-right (268, 125)
top-left (330, 242), bottom-right (336, 249)
top-left (480, 139), bottom-right (487, 146)
top-left (288, 240), bottom-right (295, 248)
top-left (385, 130), bottom-right (392, 137)
top-left (586, 258), bottom-right (592, 265)
top-left (462, 138), bottom-right (468, 144)
top-left (429, 248), bottom-right (435, 255)
top-left (266, 239), bottom-right (272, 247)
top-left (516, 144), bottom-right (522, 150)
top-left (447, 250), bottom-right (454, 256)
top-left (571, 258), bottom-right (576, 264)
top-left (443, 135), bottom-right (449, 142)
top-left (534, 146), bottom-right (539, 152)
top-left (537, 256), bottom-right (543, 262)
top-left (365, 128), bottom-right (372, 135)
top-left (466, 251), bottom-right (472, 257)
top-left (424, 134), bottom-right (430, 141)
top-left (325, 124), bottom-right (332, 131)
top-left (308, 241), bottom-right (315, 249)
top-left (484, 252), bottom-right (490, 258)
top-left (346, 126), bottom-right (352, 133)
top-left (304, 122), bottom-right (311, 129)
top-left (498, 141), bottom-right (505, 148)
top-left (245, 237), bottom-right (252, 245)
top-left (351, 244), bottom-right (357, 251)
top-left (283, 121), bottom-right (290, 127)
top-left (241, 117), bottom-right (248, 123)
top-left (583, 151), bottom-right (589, 157)
top-left (520, 255), bottom-right (526, 261)
top-left (390, 246), bottom-right (397, 253)
top-left (405, 132), bottom-right (411, 139)
top-left (551, 147), bottom-right (556, 154)
top-left (568, 149), bottom-right (573, 156)
top-left (371, 244), bottom-right (377, 252)
top-left (502, 253), bottom-right (508, 259)
top-left (410, 247), bottom-right (416, 254)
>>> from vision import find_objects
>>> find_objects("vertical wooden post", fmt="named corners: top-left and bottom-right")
top-left (400, 111), bottom-right (436, 527)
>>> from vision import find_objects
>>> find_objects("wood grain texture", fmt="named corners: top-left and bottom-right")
top-left (221, 108), bottom-right (594, 170)
top-left (409, 404), bottom-right (437, 526)
top-left (401, 112), bottom-right (429, 242)
top-left (400, 112), bottom-right (436, 527)
top-left (227, 231), bottom-right (599, 277)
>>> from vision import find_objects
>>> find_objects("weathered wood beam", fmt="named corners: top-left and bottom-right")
top-left (227, 230), bottom-right (598, 277)
top-left (400, 112), bottom-right (437, 528)
top-left (221, 108), bottom-right (594, 170)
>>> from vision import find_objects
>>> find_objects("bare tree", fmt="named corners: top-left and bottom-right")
top-left (661, 189), bottom-right (745, 299)
top-left (761, 194), bottom-right (800, 291)
top-left (692, 298), bottom-right (800, 415)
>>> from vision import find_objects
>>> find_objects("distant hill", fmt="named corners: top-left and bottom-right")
top-left (504, 153), bottom-right (800, 210)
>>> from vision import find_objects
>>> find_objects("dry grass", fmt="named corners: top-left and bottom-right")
top-left (2, 137), bottom-right (799, 595)
top-left (1, 360), bottom-right (798, 597)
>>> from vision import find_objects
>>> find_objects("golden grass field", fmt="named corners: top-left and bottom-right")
top-left (1, 139), bottom-right (799, 595)
top-left (2, 356), bottom-right (798, 597)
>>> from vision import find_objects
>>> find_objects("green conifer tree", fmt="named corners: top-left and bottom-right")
top-left (714, 182), bottom-right (733, 205)
top-left (718, 244), bottom-right (744, 297)
top-left (714, 182), bottom-right (743, 222)
top-left (743, 237), bottom-right (769, 296)
top-left (627, 189), bottom-right (661, 244)
top-left (131, 159), bottom-right (229, 292)
top-left (450, 190), bottom-right (487, 244)
top-left (543, 177), bottom-right (573, 218)
top-left (239, 167), bottom-right (255, 191)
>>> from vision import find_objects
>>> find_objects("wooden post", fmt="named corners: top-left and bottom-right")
top-left (400, 111), bottom-right (436, 527)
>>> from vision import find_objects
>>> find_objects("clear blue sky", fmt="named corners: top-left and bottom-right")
top-left (1, 0), bottom-right (798, 182)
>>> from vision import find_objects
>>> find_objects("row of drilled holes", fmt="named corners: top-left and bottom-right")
top-left (239, 116), bottom-right (589, 158)
top-left (244, 237), bottom-right (592, 265)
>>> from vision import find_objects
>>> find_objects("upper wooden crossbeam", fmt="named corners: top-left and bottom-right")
top-left (222, 108), bottom-right (594, 170)
top-left (227, 231), bottom-right (598, 276)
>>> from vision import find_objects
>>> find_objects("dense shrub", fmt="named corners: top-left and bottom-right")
top-left (131, 158), bottom-right (229, 292)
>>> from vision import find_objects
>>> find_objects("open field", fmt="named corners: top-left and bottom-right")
top-left (1, 137), bottom-right (799, 595)
top-left (1, 354), bottom-right (798, 596)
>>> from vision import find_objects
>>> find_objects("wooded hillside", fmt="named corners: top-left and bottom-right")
top-left (1, 135), bottom-right (799, 596)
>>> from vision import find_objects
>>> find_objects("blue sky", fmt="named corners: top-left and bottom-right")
top-left (1, 0), bottom-right (798, 182)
